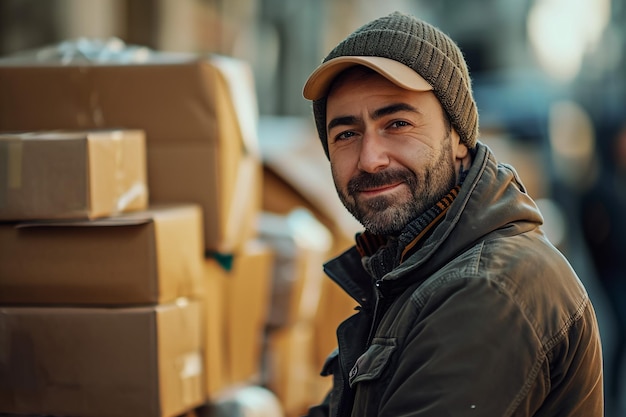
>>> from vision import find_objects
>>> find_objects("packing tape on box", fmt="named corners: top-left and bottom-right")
top-left (93, 129), bottom-right (147, 215)
top-left (178, 351), bottom-right (203, 379)
top-left (116, 182), bottom-right (148, 213)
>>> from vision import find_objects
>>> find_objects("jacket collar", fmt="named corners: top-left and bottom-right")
top-left (356, 186), bottom-right (461, 281)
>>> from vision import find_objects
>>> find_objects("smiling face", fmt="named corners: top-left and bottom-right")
top-left (326, 67), bottom-right (470, 235)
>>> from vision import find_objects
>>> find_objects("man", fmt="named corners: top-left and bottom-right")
top-left (301, 11), bottom-right (604, 417)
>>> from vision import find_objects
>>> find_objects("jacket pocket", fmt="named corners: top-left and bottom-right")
top-left (348, 338), bottom-right (397, 387)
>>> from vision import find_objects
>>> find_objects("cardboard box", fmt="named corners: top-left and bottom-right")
top-left (0, 299), bottom-right (204, 417)
top-left (0, 54), bottom-right (261, 253)
top-left (263, 322), bottom-right (318, 417)
top-left (202, 239), bottom-right (274, 392)
top-left (222, 240), bottom-right (274, 386)
top-left (200, 257), bottom-right (227, 399)
top-left (0, 204), bottom-right (204, 305)
top-left (258, 210), bottom-right (332, 328)
top-left (0, 129), bottom-right (147, 220)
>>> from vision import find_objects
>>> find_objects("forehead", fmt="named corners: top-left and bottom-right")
top-left (327, 67), bottom-right (413, 105)
top-left (327, 65), bottom-right (380, 94)
top-left (326, 68), bottom-right (436, 113)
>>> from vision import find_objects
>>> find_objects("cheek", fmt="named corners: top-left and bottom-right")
top-left (391, 146), bottom-right (432, 172)
top-left (330, 159), bottom-right (352, 191)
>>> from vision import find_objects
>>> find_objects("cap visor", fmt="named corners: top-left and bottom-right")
top-left (303, 56), bottom-right (432, 100)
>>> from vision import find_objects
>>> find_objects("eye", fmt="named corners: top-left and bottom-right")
top-left (333, 130), bottom-right (357, 142)
top-left (389, 120), bottom-right (411, 129)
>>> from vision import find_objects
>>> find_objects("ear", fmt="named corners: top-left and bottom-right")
top-left (451, 129), bottom-right (472, 173)
top-left (455, 142), bottom-right (469, 160)
top-left (451, 129), bottom-right (468, 159)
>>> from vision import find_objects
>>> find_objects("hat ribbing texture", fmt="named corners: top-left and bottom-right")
top-left (312, 11), bottom-right (479, 158)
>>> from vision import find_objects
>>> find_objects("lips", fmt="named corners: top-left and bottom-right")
top-left (359, 182), bottom-right (403, 195)
top-left (348, 169), bottom-right (411, 196)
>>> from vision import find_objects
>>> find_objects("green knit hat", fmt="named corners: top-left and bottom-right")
top-left (303, 11), bottom-right (479, 158)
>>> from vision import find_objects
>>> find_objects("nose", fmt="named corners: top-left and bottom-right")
top-left (357, 131), bottom-right (390, 173)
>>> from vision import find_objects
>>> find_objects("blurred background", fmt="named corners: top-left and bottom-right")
top-left (1, 0), bottom-right (625, 416)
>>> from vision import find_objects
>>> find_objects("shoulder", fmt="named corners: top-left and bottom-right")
top-left (407, 231), bottom-right (589, 346)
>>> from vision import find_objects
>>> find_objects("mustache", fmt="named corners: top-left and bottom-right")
top-left (347, 169), bottom-right (415, 194)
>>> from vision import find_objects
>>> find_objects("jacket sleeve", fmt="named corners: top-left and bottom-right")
top-left (357, 276), bottom-right (548, 416)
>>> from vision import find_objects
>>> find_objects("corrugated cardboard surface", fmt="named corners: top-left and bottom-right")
top-left (0, 57), bottom-right (261, 252)
top-left (264, 322), bottom-right (317, 417)
top-left (0, 129), bottom-right (147, 220)
top-left (202, 239), bottom-right (274, 392)
top-left (222, 239), bottom-right (274, 386)
top-left (0, 204), bottom-right (204, 305)
top-left (258, 211), bottom-right (332, 328)
top-left (201, 256), bottom-right (227, 399)
top-left (0, 299), bottom-right (204, 417)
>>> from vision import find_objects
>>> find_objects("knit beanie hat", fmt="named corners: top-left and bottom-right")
top-left (303, 11), bottom-right (479, 158)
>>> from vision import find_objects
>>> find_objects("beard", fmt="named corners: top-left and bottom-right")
top-left (333, 136), bottom-right (457, 235)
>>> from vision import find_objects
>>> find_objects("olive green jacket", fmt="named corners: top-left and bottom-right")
top-left (306, 143), bottom-right (604, 417)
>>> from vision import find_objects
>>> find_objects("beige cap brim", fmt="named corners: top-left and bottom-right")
top-left (303, 56), bottom-right (433, 100)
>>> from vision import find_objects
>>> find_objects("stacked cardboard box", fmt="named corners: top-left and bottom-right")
top-left (0, 130), bottom-right (148, 221)
top-left (0, 130), bottom-right (207, 417)
top-left (0, 52), bottom-right (262, 254)
top-left (0, 300), bottom-right (205, 417)
top-left (0, 48), bottom-right (273, 417)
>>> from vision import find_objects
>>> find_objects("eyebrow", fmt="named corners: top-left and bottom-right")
top-left (327, 115), bottom-right (359, 131)
top-left (372, 103), bottom-right (420, 119)
top-left (327, 102), bottom-right (420, 131)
